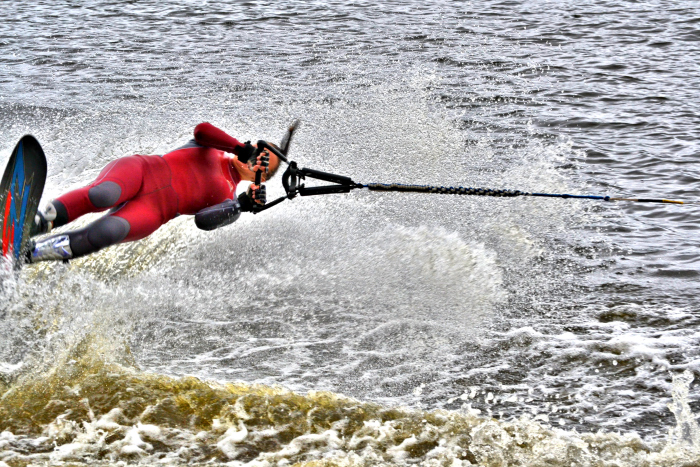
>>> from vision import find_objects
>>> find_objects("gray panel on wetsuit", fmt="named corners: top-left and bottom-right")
top-left (88, 181), bottom-right (122, 208)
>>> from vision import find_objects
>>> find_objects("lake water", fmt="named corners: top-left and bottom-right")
top-left (1, 1), bottom-right (699, 465)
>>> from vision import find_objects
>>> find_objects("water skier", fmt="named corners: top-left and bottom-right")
top-left (27, 123), bottom-right (279, 263)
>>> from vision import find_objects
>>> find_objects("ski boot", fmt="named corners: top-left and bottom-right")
top-left (30, 202), bottom-right (58, 237)
top-left (26, 235), bottom-right (72, 264)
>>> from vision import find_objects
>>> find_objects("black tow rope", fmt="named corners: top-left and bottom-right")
top-left (248, 122), bottom-right (695, 212)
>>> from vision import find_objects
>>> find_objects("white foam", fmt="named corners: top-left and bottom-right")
top-left (217, 421), bottom-right (249, 460)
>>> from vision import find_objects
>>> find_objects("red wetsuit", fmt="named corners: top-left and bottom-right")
top-left (55, 123), bottom-right (246, 242)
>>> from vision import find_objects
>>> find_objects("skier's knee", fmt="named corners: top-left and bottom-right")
top-left (88, 181), bottom-right (122, 208)
top-left (68, 216), bottom-right (130, 258)
top-left (87, 216), bottom-right (130, 249)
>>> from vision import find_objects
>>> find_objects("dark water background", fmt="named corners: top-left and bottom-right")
top-left (1, 0), bottom-right (699, 448)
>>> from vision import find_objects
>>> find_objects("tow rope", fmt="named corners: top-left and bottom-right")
top-left (365, 183), bottom-right (690, 204)
top-left (248, 122), bottom-right (695, 213)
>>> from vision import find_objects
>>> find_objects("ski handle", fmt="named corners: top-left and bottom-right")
top-left (249, 141), bottom-right (361, 214)
top-left (252, 140), bottom-right (289, 186)
top-left (248, 141), bottom-right (290, 212)
top-left (282, 162), bottom-right (359, 197)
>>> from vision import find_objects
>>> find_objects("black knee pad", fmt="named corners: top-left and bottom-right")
top-left (69, 216), bottom-right (131, 258)
top-left (88, 181), bottom-right (122, 208)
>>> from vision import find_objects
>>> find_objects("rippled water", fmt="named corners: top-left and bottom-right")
top-left (1, 1), bottom-right (699, 465)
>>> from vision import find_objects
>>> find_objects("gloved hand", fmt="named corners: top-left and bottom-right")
top-left (238, 184), bottom-right (267, 212)
top-left (248, 150), bottom-right (270, 175)
top-left (237, 141), bottom-right (256, 164)
top-left (248, 183), bottom-right (266, 205)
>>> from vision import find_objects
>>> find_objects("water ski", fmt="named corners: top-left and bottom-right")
top-left (0, 135), bottom-right (47, 269)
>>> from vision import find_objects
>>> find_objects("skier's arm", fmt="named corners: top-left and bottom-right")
top-left (194, 199), bottom-right (242, 231)
top-left (193, 122), bottom-right (255, 161)
top-left (194, 186), bottom-right (266, 231)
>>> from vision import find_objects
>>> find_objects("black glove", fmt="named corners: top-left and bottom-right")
top-left (237, 141), bottom-right (256, 164)
top-left (250, 151), bottom-right (270, 172)
top-left (238, 184), bottom-right (266, 212)
top-left (249, 184), bottom-right (266, 204)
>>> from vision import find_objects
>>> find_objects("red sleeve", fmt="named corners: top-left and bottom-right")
top-left (194, 122), bottom-right (246, 155)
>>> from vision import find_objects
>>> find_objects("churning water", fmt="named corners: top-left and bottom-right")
top-left (1, 1), bottom-right (699, 465)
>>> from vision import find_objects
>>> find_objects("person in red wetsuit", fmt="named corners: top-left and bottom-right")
top-left (27, 123), bottom-right (280, 263)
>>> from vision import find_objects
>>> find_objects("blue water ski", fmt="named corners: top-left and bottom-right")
top-left (0, 135), bottom-right (47, 269)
